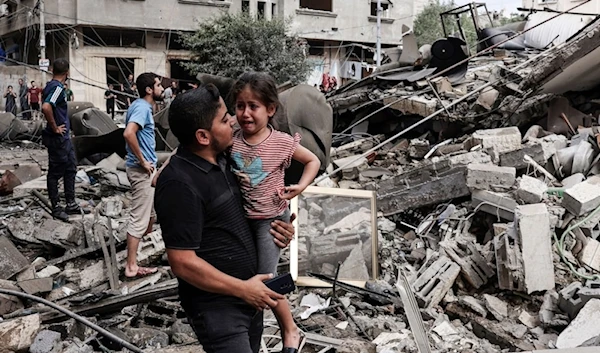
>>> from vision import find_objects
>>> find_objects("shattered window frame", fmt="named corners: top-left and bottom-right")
top-left (290, 186), bottom-right (379, 287)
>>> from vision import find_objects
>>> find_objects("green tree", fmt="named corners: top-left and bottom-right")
top-left (413, 0), bottom-right (457, 47)
top-left (180, 12), bottom-right (311, 84)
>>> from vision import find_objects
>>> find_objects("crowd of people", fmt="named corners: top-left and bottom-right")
top-left (3, 77), bottom-right (74, 119)
top-left (39, 58), bottom-right (314, 353)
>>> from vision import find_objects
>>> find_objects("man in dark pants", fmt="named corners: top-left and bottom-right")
top-left (41, 58), bottom-right (80, 221)
top-left (154, 85), bottom-right (295, 353)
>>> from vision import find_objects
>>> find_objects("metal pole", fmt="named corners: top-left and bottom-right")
top-left (376, 0), bottom-right (382, 66)
top-left (39, 0), bottom-right (46, 84)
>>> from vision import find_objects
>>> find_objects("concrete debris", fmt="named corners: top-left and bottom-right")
top-left (0, 314), bottom-right (41, 351)
top-left (556, 299), bottom-right (600, 349)
top-left (4, 17), bottom-right (600, 353)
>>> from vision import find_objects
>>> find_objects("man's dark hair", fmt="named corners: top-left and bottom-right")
top-left (7, 85), bottom-right (12, 89)
top-left (169, 83), bottom-right (222, 148)
top-left (31, 81), bottom-right (35, 84)
top-left (135, 72), bottom-right (158, 97)
top-left (53, 58), bottom-right (69, 75)
top-left (230, 71), bottom-right (280, 117)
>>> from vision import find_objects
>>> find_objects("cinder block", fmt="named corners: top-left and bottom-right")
top-left (517, 175), bottom-right (548, 204)
top-left (412, 256), bottom-right (460, 308)
top-left (441, 241), bottom-right (494, 289)
top-left (494, 230), bottom-right (524, 291)
top-left (559, 281), bottom-right (584, 319)
top-left (516, 204), bottom-right (555, 293)
top-left (466, 164), bottom-right (516, 190)
top-left (563, 179), bottom-right (600, 216)
top-left (472, 127), bottom-right (522, 153)
top-left (472, 190), bottom-right (517, 221)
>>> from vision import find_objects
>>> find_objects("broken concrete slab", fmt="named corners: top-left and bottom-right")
top-left (30, 330), bottom-right (62, 353)
top-left (515, 204), bottom-right (555, 294)
top-left (0, 314), bottom-right (41, 351)
top-left (78, 260), bottom-right (108, 290)
top-left (471, 127), bottom-right (522, 154)
top-left (338, 242), bottom-right (370, 281)
top-left (408, 139), bottom-right (430, 159)
top-left (518, 311), bottom-right (540, 329)
top-left (18, 278), bottom-right (54, 294)
top-left (483, 294), bottom-right (508, 321)
top-left (35, 219), bottom-right (84, 249)
top-left (459, 296), bottom-right (488, 317)
top-left (0, 235), bottom-right (30, 280)
top-left (499, 142), bottom-right (546, 170)
top-left (377, 164), bottom-right (469, 216)
top-left (517, 175), bottom-right (548, 204)
top-left (556, 299), bottom-right (600, 349)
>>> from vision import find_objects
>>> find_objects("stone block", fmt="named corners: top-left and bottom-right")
top-left (517, 175), bottom-right (548, 204)
top-left (459, 295), bottom-right (488, 317)
top-left (30, 330), bottom-right (62, 353)
top-left (466, 164), bottom-right (516, 190)
top-left (471, 127), bottom-right (522, 153)
top-left (412, 256), bottom-right (460, 308)
top-left (516, 204), bottom-right (555, 293)
top-left (0, 314), bottom-right (41, 351)
top-left (518, 310), bottom-right (540, 328)
top-left (577, 208), bottom-right (600, 240)
top-left (556, 299), bottom-right (600, 349)
top-left (332, 155), bottom-right (369, 180)
top-left (0, 236), bottom-right (29, 280)
top-left (78, 260), bottom-right (107, 290)
top-left (539, 134), bottom-right (568, 160)
top-left (117, 230), bottom-right (165, 269)
top-left (125, 327), bottom-right (169, 349)
top-left (18, 278), bottom-right (53, 294)
top-left (563, 179), bottom-right (600, 216)
top-left (494, 230), bottom-right (524, 291)
top-left (499, 142), bottom-right (546, 169)
top-left (559, 281), bottom-right (584, 319)
top-left (472, 190), bottom-right (517, 221)
top-left (386, 95), bottom-right (437, 116)
top-left (562, 173), bottom-right (585, 189)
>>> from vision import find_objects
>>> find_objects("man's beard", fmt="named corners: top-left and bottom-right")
top-left (210, 134), bottom-right (232, 153)
top-left (153, 92), bottom-right (163, 102)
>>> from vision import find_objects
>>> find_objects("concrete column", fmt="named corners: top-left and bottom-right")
top-left (249, 0), bottom-right (258, 17)
top-left (264, 0), bottom-right (272, 20)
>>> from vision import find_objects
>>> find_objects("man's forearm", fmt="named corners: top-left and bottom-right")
top-left (171, 253), bottom-right (246, 298)
top-left (42, 104), bottom-right (58, 132)
top-left (124, 134), bottom-right (147, 165)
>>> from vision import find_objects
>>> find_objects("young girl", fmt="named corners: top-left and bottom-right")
top-left (230, 71), bottom-right (321, 352)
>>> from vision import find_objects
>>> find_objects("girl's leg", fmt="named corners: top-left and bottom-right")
top-left (252, 210), bottom-right (300, 348)
top-left (273, 299), bottom-right (301, 348)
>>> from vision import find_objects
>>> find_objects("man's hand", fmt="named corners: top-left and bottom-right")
top-left (240, 274), bottom-right (285, 311)
top-left (54, 124), bottom-right (66, 135)
top-left (270, 213), bottom-right (296, 249)
top-left (141, 160), bottom-right (155, 176)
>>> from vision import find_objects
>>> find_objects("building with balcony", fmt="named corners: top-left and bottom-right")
top-left (0, 0), bottom-right (426, 109)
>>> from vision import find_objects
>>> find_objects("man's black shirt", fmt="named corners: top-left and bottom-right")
top-left (154, 147), bottom-right (258, 309)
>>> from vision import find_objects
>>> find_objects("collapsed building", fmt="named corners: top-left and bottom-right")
top-left (3, 6), bottom-right (600, 353)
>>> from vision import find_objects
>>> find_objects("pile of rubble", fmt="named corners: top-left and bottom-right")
top-left (3, 10), bottom-right (600, 353)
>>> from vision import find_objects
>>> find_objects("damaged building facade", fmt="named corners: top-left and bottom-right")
top-left (0, 0), bottom-right (426, 110)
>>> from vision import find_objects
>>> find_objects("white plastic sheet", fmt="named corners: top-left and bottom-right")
top-left (524, 12), bottom-right (594, 49)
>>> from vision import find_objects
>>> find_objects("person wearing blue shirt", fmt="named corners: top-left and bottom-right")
top-left (41, 58), bottom-right (80, 221)
top-left (123, 72), bottom-right (164, 278)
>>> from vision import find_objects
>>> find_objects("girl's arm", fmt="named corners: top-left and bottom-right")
top-left (280, 145), bottom-right (321, 200)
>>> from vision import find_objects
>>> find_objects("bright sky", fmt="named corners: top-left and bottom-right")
top-left (455, 0), bottom-right (525, 14)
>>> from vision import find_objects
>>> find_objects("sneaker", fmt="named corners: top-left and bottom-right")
top-left (65, 202), bottom-right (81, 215)
top-left (52, 207), bottom-right (69, 222)
top-left (65, 201), bottom-right (90, 215)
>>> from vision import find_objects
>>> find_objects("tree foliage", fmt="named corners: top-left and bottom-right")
top-left (179, 12), bottom-right (311, 84)
top-left (413, 0), bottom-right (457, 47)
